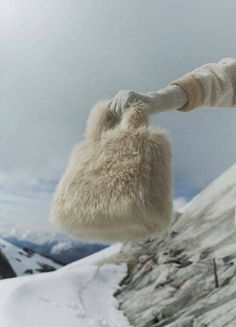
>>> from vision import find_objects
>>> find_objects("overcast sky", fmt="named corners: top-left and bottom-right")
top-left (0, 0), bottom-right (236, 236)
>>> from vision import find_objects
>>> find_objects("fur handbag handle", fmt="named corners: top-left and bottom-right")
top-left (85, 100), bottom-right (150, 142)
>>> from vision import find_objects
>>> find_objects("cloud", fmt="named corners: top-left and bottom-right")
top-left (173, 197), bottom-right (188, 211)
top-left (51, 241), bottom-right (73, 255)
top-left (0, 184), bottom-right (55, 236)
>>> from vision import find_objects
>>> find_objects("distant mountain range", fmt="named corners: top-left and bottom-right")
top-left (0, 229), bottom-right (107, 280)
top-left (4, 232), bottom-right (107, 264)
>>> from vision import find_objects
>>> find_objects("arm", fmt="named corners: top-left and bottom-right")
top-left (169, 57), bottom-right (236, 112)
top-left (106, 85), bottom-right (188, 117)
top-left (107, 57), bottom-right (236, 116)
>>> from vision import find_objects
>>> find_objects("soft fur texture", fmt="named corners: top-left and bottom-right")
top-left (50, 100), bottom-right (173, 243)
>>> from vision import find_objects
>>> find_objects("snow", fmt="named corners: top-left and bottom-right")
top-left (0, 243), bottom-right (131, 327)
top-left (0, 238), bottom-right (61, 276)
top-left (61, 242), bottom-right (123, 270)
top-left (115, 163), bottom-right (236, 326)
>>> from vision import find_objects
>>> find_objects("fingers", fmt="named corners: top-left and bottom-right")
top-left (107, 89), bottom-right (156, 120)
top-left (106, 94), bottom-right (123, 117)
top-left (106, 90), bottom-right (137, 117)
top-left (106, 98), bottom-right (120, 120)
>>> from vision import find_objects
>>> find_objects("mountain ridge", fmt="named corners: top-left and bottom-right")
top-left (111, 163), bottom-right (236, 326)
top-left (0, 238), bottom-right (61, 279)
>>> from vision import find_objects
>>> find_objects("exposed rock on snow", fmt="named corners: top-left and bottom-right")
top-left (0, 250), bottom-right (16, 279)
top-left (0, 239), bottom-right (61, 278)
top-left (113, 163), bottom-right (236, 326)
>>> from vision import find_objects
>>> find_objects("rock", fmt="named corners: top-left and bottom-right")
top-left (113, 164), bottom-right (236, 326)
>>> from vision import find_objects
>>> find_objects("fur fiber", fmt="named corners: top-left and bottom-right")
top-left (50, 100), bottom-right (173, 243)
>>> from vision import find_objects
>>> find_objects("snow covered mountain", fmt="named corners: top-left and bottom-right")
top-left (113, 163), bottom-right (236, 326)
top-left (0, 238), bottom-right (61, 279)
top-left (0, 163), bottom-right (235, 326)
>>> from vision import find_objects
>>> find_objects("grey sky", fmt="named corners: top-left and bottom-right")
top-left (0, 0), bottom-right (236, 234)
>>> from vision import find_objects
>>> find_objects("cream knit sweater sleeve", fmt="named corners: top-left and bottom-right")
top-left (169, 57), bottom-right (236, 112)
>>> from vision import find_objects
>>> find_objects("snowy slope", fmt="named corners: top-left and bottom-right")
top-left (113, 163), bottom-right (236, 326)
top-left (0, 238), bottom-right (61, 278)
top-left (0, 243), bottom-right (131, 327)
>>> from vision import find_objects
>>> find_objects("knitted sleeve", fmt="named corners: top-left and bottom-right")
top-left (168, 57), bottom-right (236, 112)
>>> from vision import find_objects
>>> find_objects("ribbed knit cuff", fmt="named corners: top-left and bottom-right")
top-left (169, 75), bottom-right (205, 112)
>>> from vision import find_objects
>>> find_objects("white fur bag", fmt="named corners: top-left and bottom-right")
top-left (50, 100), bottom-right (173, 243)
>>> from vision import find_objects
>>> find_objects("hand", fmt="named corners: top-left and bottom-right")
top-left (106, 90), bottom-right (152, 118)
top-left (106, 85), bottom-right (188, 118)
